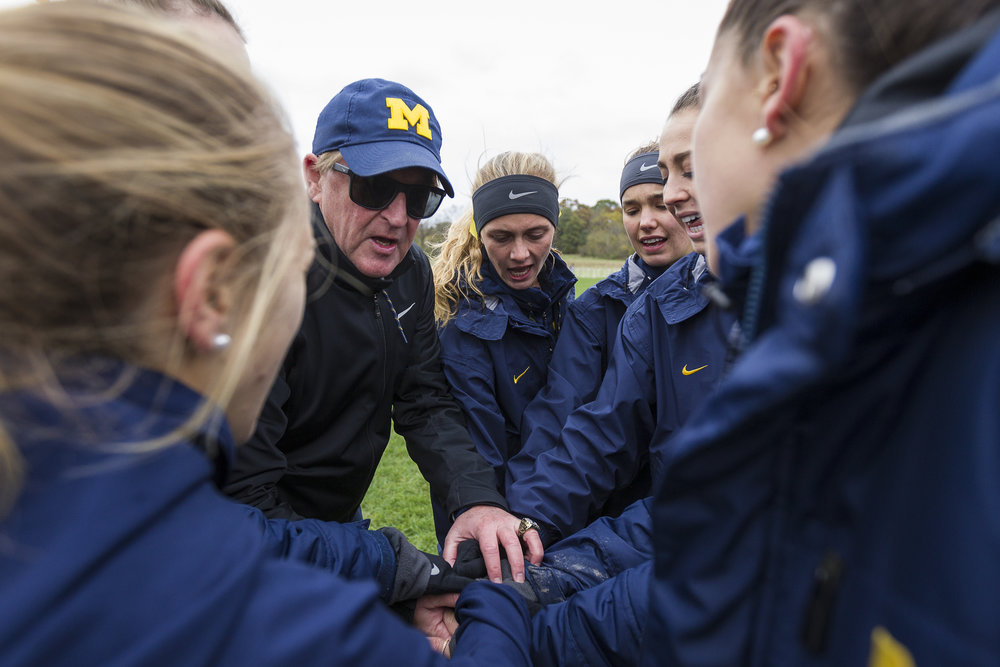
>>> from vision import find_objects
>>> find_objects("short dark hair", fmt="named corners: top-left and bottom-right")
top-left (718, 0), bottom-right (1000, 94)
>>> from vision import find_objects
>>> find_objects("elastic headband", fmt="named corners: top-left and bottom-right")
top-left (472, 175), bottom-right (559, 236)
top-left (619, 151), bottom-right (664, 201)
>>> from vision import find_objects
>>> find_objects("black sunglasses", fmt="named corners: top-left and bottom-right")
top-left (332, 162), bottom-right (446, 219)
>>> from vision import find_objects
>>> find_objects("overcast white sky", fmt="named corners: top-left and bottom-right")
top-left (6, 0), bottom-right (731, 219)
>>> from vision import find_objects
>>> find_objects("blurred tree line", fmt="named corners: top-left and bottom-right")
top-left (416, 198), bottom-right (632, 259)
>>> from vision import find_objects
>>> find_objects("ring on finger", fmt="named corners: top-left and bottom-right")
top-left (517, 516), bottom-right (540, 538)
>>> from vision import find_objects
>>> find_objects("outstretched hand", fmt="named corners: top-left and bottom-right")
top-left (414, 593), bottom-right (459, 650)
top-left (442, 505), bottom-right (544, 583)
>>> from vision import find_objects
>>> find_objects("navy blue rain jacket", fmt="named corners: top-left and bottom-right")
top-left (0, 365), bottom-right (531, 666)
top-left (643, 15), bottom-right (1000, 666)
top-left (518, 235), bottom-right (762, 665)
top-left (438, 253), bottom-right (576, 491)
top-left (507, 251), bottom-right (737, 541)
top-left (527, 498), bottom-right (656, 666)
top-left (516, 254), bottom-right (662, 478)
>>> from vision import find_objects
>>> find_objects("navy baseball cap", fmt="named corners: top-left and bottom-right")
top-left (312, 78), bottom-right (454, 197)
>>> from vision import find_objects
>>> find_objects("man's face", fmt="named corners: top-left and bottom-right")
top-left (305, 156), bottom-right (432, 278)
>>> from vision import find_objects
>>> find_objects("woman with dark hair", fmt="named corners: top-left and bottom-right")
top-left (506, 85), bottom-right (736, 545)
top-left (503, 0), bottom-right (1000, 662)
top-left (642, 0), bottom-right (1000, 663)
top-left (506, 137), bottom-right (692, 526)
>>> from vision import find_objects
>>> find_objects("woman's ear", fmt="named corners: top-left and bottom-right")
top-left (174, 229), bottom-right (237, 352)
top-left (758, 15), bottom-right (814, 143)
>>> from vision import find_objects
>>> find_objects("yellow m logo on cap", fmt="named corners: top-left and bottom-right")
top-left (385, 98), bottom-right (432, 140)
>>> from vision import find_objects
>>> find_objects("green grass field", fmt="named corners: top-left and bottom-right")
top-left (575, 277), bottom-right (601, 295)
top-left (360, 432), bottom-right (437, 552)
top-left (359, 256), bottom-right (625, 552)
top-left (560, 254), bottom-right (626, 272)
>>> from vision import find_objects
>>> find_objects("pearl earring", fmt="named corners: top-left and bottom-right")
top-left (752, 127), bottom-right (773, 147)
top-left (212, 333), bottom-right (232, 350)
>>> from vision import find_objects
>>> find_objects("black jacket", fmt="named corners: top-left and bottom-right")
top-left (224, 206), bottom-right (507, 522)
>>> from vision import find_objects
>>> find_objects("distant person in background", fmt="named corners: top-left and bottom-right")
top-left (491, 86), bottom-right (742, 667)
top-left (506, 84), bottom-right (737, 546)
top-left (0, 3), bottom-right (531, 663)
top-left (508, 139), bottom-right (692, 522)
top-left (432, 151), bottom-right (574, 554)
top-left (223, 78), bottom-right (534, 586)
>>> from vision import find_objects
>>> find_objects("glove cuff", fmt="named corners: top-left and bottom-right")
top-left (378, 527), bottom-right (431, 605)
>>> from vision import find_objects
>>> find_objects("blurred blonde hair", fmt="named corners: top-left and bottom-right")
top-left (0, 2), bottom-right (303, 512)
top-left (431, 151), bottom-right (559, 326)
top-left (312, 150), bottom-right (344, 174)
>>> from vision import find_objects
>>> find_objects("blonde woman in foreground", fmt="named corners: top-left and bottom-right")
top-left (0, 3), bottom-right (530, 664)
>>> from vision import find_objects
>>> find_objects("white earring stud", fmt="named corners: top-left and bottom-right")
top-left (752, 127), bottom-right (773, 147)
top-left (212, 333), bottom-right (232, 350)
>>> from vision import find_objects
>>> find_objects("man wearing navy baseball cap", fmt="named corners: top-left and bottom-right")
top-left (225, 78), bottom-right (537, 585)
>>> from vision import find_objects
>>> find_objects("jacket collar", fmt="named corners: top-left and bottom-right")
top-left (453, 253), bottom-right (575, 339)
top-left (4, 361), bottom-right (236, 487)
top-left (612, 254), bottom-right (667, 296)
top-left (477, 252), bottom-right (575, 316)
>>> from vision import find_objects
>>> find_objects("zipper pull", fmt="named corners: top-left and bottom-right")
top-left (801, 550), bottom-right (844, 655)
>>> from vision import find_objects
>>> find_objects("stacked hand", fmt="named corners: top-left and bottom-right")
top-left (379, 527), bottom-right (475, 604)
top-left (442, 506), bottom-right (544, 583)
top-left (414, 593), bottom-right (458, 656)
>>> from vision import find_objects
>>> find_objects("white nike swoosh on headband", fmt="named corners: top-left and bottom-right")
top-left (639, 162), bottom-right (658, 171)
top-left (508, 190), bottom-right (537, 199)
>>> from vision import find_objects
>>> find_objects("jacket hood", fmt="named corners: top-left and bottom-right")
top-left (3, 361), bottom-right (235, 486)
top-left (594, 254), bottom-right (665, 301)
top-left (669, 17), bottom-right (1000, 461)
top-left (453, 252), bottom-right (575, 340)
top-left (746, 14), bottom-right (1000, 355)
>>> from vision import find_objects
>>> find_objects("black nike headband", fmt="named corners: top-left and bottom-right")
top-left (619, 151), bottom-right (664, 202)
top-left (471, 174), bottom-right (559, 236)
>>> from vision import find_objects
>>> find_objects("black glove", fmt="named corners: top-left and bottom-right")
top-left (451, 539), bottom-right (491, 579)
top-left (450, 540), bottom-right (543, 615)
top-left (497, 559), bottom-right (543, 616)
top-left (379, 527), bottom-right (475, 604)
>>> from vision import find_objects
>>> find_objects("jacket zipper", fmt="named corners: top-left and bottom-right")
top-left (801, 550), bottom-right (844, 655)
top-left (370, 293), bottom-right (389, 472)
top-left (373, 292), bottom-right (388, 394)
